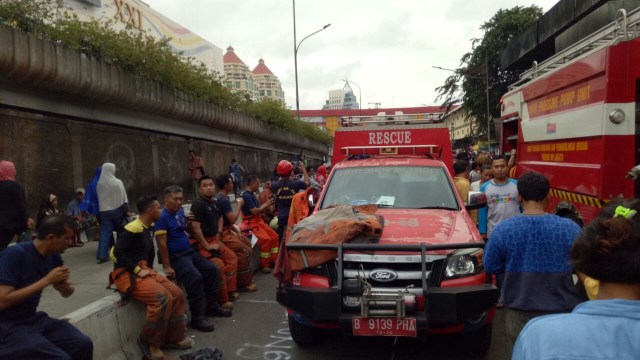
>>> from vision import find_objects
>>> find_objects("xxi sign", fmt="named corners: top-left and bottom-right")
top-left (114, 0), bottom-right (143, 31)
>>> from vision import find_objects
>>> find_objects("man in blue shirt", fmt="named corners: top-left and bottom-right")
top-left (66, 187), bottom-right (86, 247)
top-left (0, 215), bottom-right (93, 359)
top-left (484, 172), bottom-right (585, 356)
top-left (241, 175), bottom-right (278, 273)
top-left (271, 160), bottom-right (309, 241)
top-left (514, 200), bottom-right (640, 359)
top-left (155, 186), bottom-right (231, 333)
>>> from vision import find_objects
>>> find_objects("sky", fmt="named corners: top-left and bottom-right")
top-left (143, 0), bottom-right (558, 110)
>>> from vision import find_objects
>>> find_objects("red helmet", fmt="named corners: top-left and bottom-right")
top-left (277, 160), bottom-right (293, 176)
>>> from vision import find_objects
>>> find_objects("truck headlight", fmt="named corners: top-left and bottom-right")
top-left (444, 248), bottom-right (484, 279)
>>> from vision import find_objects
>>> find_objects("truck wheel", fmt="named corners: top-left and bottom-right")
top-left (288, 314), bottom-right (322, 346)
top-left (467, 324), bottom-right (492, 357)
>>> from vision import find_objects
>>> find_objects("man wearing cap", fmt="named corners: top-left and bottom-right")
top-left (66, 187), bottom-right (86, 247)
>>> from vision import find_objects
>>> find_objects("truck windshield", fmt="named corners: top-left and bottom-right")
top-left (320, 166), bottom-right (459, 210)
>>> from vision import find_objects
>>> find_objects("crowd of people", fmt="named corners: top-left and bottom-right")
top-left (451, 151), bottom-right (640, 358)
top-left (1, 148), bottom-right (639, 359)
top-left (0, 152), bottom-right (326, 360)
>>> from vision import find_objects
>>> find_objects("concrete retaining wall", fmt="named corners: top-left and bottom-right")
top-left (0, 24), bottom-right (329, 215)
top-left (0, 106), bottom-right (314, 216)
top-left (62, 295), bottom-right (146, 360)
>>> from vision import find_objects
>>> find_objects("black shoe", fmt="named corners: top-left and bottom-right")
top-left (206, 304), bottom-right (232, 318)
top-left (96, 258), bottom-right (108, 264)
top-left (191, 317), bottom-right (214, 332)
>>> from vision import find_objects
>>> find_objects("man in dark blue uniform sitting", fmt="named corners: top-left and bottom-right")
top-left (0, 214), bottom-right (93, 359)
top-left (155, 185), bottom-right (231, 333)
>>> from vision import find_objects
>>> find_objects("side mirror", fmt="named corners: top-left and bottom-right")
top-left (465, 191), bottom-right (487, 211)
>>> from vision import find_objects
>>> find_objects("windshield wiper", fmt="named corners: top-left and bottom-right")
top-left (416, 206), bottom-right (458, 210)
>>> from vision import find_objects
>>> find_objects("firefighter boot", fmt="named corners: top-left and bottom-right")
top-left (206, 299), bottom-right (233, 318)
top-left (191, 302), bottom-right (215, 332)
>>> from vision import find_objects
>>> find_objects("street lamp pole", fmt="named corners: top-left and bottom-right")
top-left (342, 79), bottom-right (361, 116)
top-left (293, 1), bottom-right (330, 120)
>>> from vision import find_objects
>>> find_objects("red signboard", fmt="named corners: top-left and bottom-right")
top-left (332, 126), bottom-right (453, 170)
top-left (352, 317), bottom-right (417, 337)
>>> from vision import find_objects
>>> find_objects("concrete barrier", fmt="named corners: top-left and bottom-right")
top-left (62, 295), bottom-right (147, 360)
top-left (62, 241), bottom-right (262, 360)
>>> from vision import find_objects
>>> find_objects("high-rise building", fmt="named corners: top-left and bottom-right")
top-left (322, 83), bottom-right (359, 110)
top-left (252, 59), bottom-right (285, 103)
top-left (223, 46), bottom-right (258, 100)
top-left (323, 89), bottom-right (345, 109)
top-left (223, 48), bottom-right (284, 103)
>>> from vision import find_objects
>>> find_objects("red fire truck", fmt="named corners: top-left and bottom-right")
top-left (500, 8), bottom-right (640, 225)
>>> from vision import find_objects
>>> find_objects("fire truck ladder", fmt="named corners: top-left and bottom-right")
top-left (510, 8), bottom-right (640, 90)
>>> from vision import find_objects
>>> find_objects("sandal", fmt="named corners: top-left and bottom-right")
top-left (239, 283), bottom-right (258, 292)
top-left (137, 338), bottom-right (166, 360)
top-left (228, 292), bottom-right (240, 301)
top-left (163, 337), bottom-right (194, 350)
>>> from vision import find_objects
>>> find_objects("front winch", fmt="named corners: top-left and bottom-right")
top-left (361, 291), bottom-right (407, 317)
top-left (356, 274), bottom-right (415, 317)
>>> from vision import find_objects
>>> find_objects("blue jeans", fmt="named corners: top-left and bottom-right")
top-left (97, 210), bottom-right (124, 261)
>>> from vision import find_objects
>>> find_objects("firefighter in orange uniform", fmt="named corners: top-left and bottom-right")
top-left (111, 196), bottom-right (193, 360)
top-left (258, 180), bottom-right (276, 225)
top-left (240, 175), bottom-right (279, 273)
top-left (189, 175), bottom-right (238, 308)
top-left (215, 175), bottom-right (257, 292)
top-left (285, 187), bottom-right (317, 241)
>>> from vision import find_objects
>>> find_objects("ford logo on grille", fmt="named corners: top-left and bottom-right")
top-left (369, 269), bottom-right (398, 282)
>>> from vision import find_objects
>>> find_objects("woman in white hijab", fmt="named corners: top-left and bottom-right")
top-left (96, 163), bottom-right (131, 263)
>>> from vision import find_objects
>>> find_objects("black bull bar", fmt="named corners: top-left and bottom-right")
top-left (277, 242), bottom-right (499, 325)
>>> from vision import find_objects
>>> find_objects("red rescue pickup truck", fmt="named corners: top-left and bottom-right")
top-left (276, 119), bottom-right (499, 356)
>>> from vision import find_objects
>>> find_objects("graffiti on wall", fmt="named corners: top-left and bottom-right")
top-left (106, 141), bottom-right (136, 189)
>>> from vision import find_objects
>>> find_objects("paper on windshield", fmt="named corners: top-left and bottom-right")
top-left (376, 196), bottom-right (396, 207)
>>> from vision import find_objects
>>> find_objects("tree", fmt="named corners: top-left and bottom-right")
top-left (436, 5), bottom-right (543, 138)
